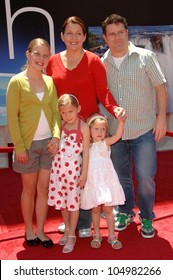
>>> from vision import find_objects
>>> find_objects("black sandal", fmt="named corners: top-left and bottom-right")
top-left (37, 237), bottom-right (54, 248)
top-left (25, 235), bottom-right (40, 246)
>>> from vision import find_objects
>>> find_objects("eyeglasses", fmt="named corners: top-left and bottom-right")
top-left (106, 30), bottom-right (126, 39)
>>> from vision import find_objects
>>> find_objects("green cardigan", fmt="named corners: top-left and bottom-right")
top-left (6, 73), bottom-right (61, 153)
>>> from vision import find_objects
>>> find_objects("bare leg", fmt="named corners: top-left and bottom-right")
top-left (61, 209), bottom-right (79, 237)
top-left (90, 206), bottom-right (102, 248)
top-left (92, 206), bottom-right (101, 236)
top-left (61, 209), bottom-right (70, 230)
top-left (21, 172), bottom-right (38, 239)
top-left (103, 205), bottom-right (115, 238)
top-left (59, 209), bottom-right (70, 245)
top-left (35, 169), bottom-right (50, 240)
top-left (69, 210), bottom-right (79, 236)
top-left (103, 205), bottom-right (122, 249)
top-left (62, 210), bottom-right (79, 253)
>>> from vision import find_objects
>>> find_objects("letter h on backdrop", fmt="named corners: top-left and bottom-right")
top-left (5, 0), bottom-right (55, 59)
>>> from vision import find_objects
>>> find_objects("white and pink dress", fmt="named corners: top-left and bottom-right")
top-left (80, 140), bottom-right (125, 209)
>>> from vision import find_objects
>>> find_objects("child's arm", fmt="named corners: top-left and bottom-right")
top-left (105, 119), bottom-right (125, 146)
top-left (78, 121), bottom-right (90, 188)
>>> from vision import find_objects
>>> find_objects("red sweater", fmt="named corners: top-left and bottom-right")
top-left (46, 50), bottom-right (118, 120)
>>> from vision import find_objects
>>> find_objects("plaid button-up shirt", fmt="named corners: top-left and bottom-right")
top-left (102, 42), bottom-right (166, 139)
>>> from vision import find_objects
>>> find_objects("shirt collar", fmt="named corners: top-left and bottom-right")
top-left (102, 41), bottom-right (140, 61)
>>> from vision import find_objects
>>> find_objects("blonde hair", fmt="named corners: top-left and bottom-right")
top-left (58, 93), bottom-right (79, 109)
top-left (87, 113), bottom-right (109, 139)
top-left (22, 38), bottom-right (50, 71)
top-left (27, 38), bottom-right (50, 53)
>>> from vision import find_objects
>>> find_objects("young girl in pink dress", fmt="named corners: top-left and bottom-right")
top-left (48, 94), bottom-right (90, 253)
top-left (80, 114), bottom-right (125, 249)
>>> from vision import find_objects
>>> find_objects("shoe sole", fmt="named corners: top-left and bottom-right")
top-left (114, 224), bottom-right (128, 231)
top-left (58, 229), bottom-right (65, 233)
top-left (115, 220), bottom-right (134, 231)
top-left (79, 233), bottom-right (92, 238)
top-left (141, 232), bottom-right (155, 238)
top-left (78, 228), bottom-right (92, 238)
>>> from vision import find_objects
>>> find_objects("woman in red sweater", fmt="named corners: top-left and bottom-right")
top-left (46, 16), bottom-right (126, 238)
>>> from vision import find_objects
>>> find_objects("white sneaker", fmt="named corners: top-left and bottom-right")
top-left (78, 228), bottom-right (92, 238)
top-left (101, 208), bottom-right (118, 219)
top-left (100, 212), bottom-right (106, 219)
top-left (58, 223), bottom-right (92, 238)
top-left (115, 213), bottom-right (134, 231)
top-left (58, 223), bottom-right (65, 233)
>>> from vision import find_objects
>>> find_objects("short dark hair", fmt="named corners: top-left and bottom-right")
top-left (102, 14), bottom-right (128, 34)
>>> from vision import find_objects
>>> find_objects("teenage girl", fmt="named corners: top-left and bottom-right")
top-left (6, 38), bottom-right (61, 248)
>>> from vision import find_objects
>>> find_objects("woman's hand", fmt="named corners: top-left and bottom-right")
top-left (47, 137), bottom-right (60, 157)
top-left (16, 151), bottom-right (28, 164)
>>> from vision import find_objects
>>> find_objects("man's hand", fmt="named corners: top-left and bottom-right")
top-left (114, 107), bottom-right (126, 121)
top-left (153, 115), bottom-right (167, 142)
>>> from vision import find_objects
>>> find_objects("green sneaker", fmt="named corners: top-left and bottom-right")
top-left (140, 218), bottom-right (155, 238)
top-left (115, 213), bottom-right (134, 231)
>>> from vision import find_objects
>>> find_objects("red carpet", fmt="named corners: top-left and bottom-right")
top-left (0, 151), bottom-right (173, 260)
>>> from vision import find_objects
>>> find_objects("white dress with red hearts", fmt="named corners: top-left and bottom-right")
top-left (48, 118), bottom-right (83, 211)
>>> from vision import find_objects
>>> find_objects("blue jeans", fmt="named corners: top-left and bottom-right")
top-left (111, 130), bottom-right (156, 220)
top-left (77, 209), bottom-right (92, 230)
